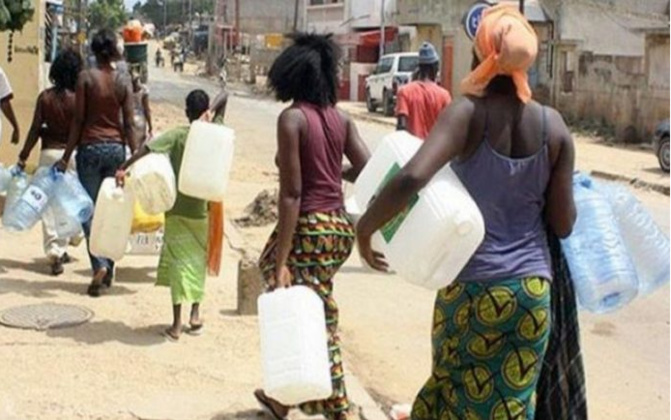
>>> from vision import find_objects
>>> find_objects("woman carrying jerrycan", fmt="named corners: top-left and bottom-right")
top-left (253, 33), bottom-right (371, 420)
top-left (116, 88), bottom-right (228, 341)
top-left (55, 28), bottom-right (137, 297)
top-left (357, 5), bottom-right (577, 420)
top-left (18, 50), bottom-right (84, 276)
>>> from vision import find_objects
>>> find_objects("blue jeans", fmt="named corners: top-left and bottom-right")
top-left (76, 142), bottom-right (125, 275)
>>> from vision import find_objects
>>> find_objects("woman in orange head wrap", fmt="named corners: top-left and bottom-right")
top-left (356, 4), bottom-right (578, 419)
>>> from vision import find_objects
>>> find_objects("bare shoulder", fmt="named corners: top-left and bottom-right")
top-left (278, 106), bottom-right (306, 131)
top-left (335, 106), bottom-right (354, 126)
top-left (543, 105), bottom-right (572, 144)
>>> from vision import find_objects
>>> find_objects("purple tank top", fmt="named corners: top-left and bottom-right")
top-left (451, 107), bottom-right (552, 282)
top-left (295, 102), bottom-right (347, 213)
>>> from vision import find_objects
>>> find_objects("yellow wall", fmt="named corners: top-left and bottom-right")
top-left (0, 0), bottom-right (45, 167)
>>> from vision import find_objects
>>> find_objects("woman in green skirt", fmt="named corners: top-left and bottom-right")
top-left (356, 5), bottom-right (577, 419)
top-left (117, 88), bottom-right (228, 341)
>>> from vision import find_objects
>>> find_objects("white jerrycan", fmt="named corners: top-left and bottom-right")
top-left (178, 121), bottom-right (235, 201)
top-left (257, 286), bottom-right (332, 406)
top-left (90, 178), bottom-right (135, 261)
top-left (128, 152), bottom-right (176, 214)
top-left (352, 131), bottom-right (485, 290)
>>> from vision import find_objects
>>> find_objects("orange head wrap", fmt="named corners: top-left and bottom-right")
top-left (460, 3), bottom-right (539, 103)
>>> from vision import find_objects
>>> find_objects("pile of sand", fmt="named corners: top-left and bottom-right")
top-left (234, 189), bottom-right (278, 227)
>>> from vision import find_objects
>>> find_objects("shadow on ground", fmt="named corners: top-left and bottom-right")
top-left (0, 258), bottom-right (51, 276)
top-left (46, 320), bottom-right (167, 346)
top-left (0, 277), bottom-right (134, 298)
top-left (210, 409), bottom-right (264, 419)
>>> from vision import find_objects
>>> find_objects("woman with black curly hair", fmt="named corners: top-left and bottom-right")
top-left (18, 49), bottom-right (83, 276)
top-left (56, 28), bottom-right (137, 297)
top-left (253, 33), bottom-right (370, 420)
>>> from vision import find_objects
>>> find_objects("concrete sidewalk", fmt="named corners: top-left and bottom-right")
top-left (339, 101), bottom-right (670, 196)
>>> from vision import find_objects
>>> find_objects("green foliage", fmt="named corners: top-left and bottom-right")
top-left (0, 0), bottom-right (35, 32)
top-left (88, 0), bottom-right (128, 31)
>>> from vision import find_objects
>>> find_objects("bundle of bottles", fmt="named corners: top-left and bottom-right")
top-left (562, 173), bottom-right (670, 313)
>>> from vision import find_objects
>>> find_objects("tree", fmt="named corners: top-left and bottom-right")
top-left (88, 0), bottom-right (128, 31)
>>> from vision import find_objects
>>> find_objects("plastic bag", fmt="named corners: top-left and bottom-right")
top-left (131, 201), bottom-right (164, 233)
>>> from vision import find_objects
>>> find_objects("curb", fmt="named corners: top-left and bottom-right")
top-left (590, 170), bottom-right (670, 196)
top-left (348, 111), bottom-right (395, 128)
top-left (345, 370), bottom-right (389, 420)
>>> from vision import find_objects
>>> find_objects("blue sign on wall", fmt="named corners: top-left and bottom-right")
top-left (463, 2), bottom-right (492, 40)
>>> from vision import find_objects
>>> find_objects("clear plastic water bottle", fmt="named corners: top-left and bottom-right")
top-left (599, 182), bottom-right (670, 295)
top-left (0, 164), bottom-right (11, 194)
top-left (2, 167), bottom-right (29, 231)
top-left (53, 171), bottom-right (94, 223)
top-left (561, 173), bottom-right (639, 313)
top-left (3, 167), bottom-right (57, 231)
top-left (46, 199), bottom-right (83, 239)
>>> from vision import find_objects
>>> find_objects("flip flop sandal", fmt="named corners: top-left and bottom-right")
top-left (254, 390), bottom-right (287, 420)
top-left (161, 328), bottom-right (180, 342)
top-left (186, 324), bottom-right (204, 336)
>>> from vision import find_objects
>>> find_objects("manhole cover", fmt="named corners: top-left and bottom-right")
top-left (0, 303), bottom-right (94, 331)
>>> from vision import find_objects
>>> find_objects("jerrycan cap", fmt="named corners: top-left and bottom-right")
top-left (454, 213), bottom-right (473, 236)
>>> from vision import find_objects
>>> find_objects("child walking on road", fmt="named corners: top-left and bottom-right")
top-left (116, 88), bottom-right (228, 341)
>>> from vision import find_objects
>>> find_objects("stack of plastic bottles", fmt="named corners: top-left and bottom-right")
top-left (561, 173), bottom-right (669, 314)
top-left (3, 167), bottom-right (58, 231)
top-left (599, 182), bottom-right (670, 296)
top-left (47, 172), bottom-right (93, 238)
top-left (2, 166), bottom-right (29, 231)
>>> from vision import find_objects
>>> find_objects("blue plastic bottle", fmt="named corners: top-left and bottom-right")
top-left (600, 182), bottom-right (670, 296)
top-left (2, 167), bottom-right (29, 231)
top-left (561, 173), bottom-right (639, 313)
top-left (3, 167), bottom-right (57, 231)
top-left (52, 171), bottom-right (94, 223)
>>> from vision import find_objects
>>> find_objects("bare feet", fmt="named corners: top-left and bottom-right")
top-left (254, 389), bottom-right (289, 419)
top-left (162, 326), bottom-right (181, 342)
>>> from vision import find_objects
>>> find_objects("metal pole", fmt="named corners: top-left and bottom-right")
top-left (519, 0), bottom-right (525, 14)
top-left (293, 0), bottom-right (299, 32)
top-left (379, 0), bottom-right (385, 58)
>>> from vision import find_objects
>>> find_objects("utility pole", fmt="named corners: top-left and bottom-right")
top-left (163, 0), bottom-right (167, 33)
top-left (379, 0), bottom-right (385, 58)
top-left (519, 0), bottom-right (525, 13)
top-left (234, 0), bottom-right (239, 52)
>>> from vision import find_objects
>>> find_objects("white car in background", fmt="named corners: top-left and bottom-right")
top-left (365, 52), bottom-right (419, 116)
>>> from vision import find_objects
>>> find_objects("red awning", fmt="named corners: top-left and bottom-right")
top-left (357, 27), bottom-right (398, 47)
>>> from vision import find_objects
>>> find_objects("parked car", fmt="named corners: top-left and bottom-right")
top-left (365, 52), bottom-right (419, 117)
top-left (654, 119), bottom-right (669, 172)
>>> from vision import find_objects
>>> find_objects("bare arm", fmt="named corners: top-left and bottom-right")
top-left (341, 113), bottom-right (370, 183)
top-left (18, 93), bottom-right (44, 165)
top-left (59, 73), bottom-right (88, 166)
top-left (396, 114), bottom-right (408, 131)
top-left (545, 108), bottom-right (576, 238)
top-left (141, 91), bottom-right (153, 135)
top-left (121, 77), bottom-right (137, 153)
top-left (1, 96), bottom-right (19, 144)
top-left (274, 108), bottom-right (303, 279)
top-left (356, 98), bottom-right (475, 270)
top-left (210, 89), bottom-right (229, 122)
